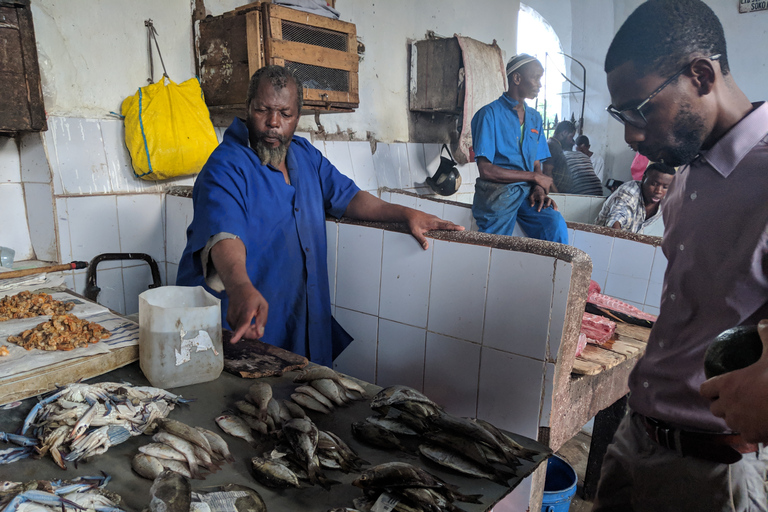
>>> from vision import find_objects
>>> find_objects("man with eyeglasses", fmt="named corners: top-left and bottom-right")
top-left (593, 1), bottom-right (768, 511)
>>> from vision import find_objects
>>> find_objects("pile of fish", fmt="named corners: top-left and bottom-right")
top-left (132, 418), bottom-right (234, 480)
top-left (147, 470), bottom-right (266, 512)
top-left (352, 386), bottom-right (539, 485)
top-left (338, 462), bottom-right (481, 512)
top-left (289, 366), bottom-right (368, 414)
top-left (0, 473), bottom-right (125, 512)
top-left (4, 381), bottom-right (190, 468)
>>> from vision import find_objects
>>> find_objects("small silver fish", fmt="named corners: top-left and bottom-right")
top-left (139, 442), bottom-right (187, 462)
top-left (153, 431), bottom-right (204, 479)
top-left (195, 426), bottom-right (235, 463)
top-left (311, 379), bottom-right (348, 407)
top-left (248, 382), bottom-right (273, 422)
top-left (295, 385), bottom-right (335, 411)
top-left (291, 393), bottom-right (332, 414)
top-left (216, 414), bottom-right (258, 446)
top-left (251, 456), bottom-right (301, 488)
top-left (132, 453), bottom-right (165, 480)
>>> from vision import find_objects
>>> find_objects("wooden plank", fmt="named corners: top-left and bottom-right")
top-left (16, 3), bottom-right (46, 131)
top-left (198, 13), bottom-right (251, 107)
top-left (605, 338), bottom-right (644, 358)
top-left (268, 3), bottom-right (355, 34)
top-left (245, 10), bottom-right (264, 78)
top-left (615, 323), bottom-right (652, 342)
top-left (303, 89), bottom-right (354, 105)
top-left (0, 345), bottom-right (138, 405)
top-left (572, 358), bottom-right (603, 376)
top-left (270, 39), bottom-right (358, 71)
top-left (580, 344), bottom-right (626, 368)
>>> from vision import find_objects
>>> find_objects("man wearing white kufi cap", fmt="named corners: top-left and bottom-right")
top-left (470, 54), bottom-right (567, 243)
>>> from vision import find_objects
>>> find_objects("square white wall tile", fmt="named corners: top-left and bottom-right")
top-left (166, 262), bottom-right (179, 286)
top-left (424, 143), bottom-right (442, 176)
top-left (428, 240), bottom-right (490, 343)
top-left (376, 319), bottom-right (426, 391)
top-left (53, 118), bottom-right (112, 195)
top-left (644, 279), bottom-right (663, 309)
top-left (23, 183), bottom-right (57, 261)
top-left (548, 260), bottom-right (572, 361)
top-left (326, 221), bottom-right (338, 305)
top-left (333, 307), bottom-right (378, 384)
top-left (312, 140), bottom-right (326, 157)
top-left (608, 237), bottom-right (655, 279)
top-left (165, 195), bottom-right (194, 265)
top-left (441, 204), bottom-right (473, 231)
top-left (101, 119), bottom-right (158, 194)
top-left (565, 195), bottom-right (592, 224)
top-left (390, 143), bottom-right (412, 189)
top-left (55, 198), bottom-right (72, 263)
top-left (424, 332), bottom-right (480, 417)
top-left (477, 347), bottom-right (544, 440)
top-left (372, 143), bottom-right (398, 189)
top-left (483, 249), bottom-right (554, 361)
top-left (649, 246), bottom-right (667, 284)
top-left (588, 196), bottom-right (607, 223)
top-left (389, 192), bottom-right (418, 208)
top-left (20, 132), bottom-right (51, 184)
top-left (604, 273), bottom-right (650, 304)
top-left (66, 195), bottom-right (121, 269)
top-left (379, 231), bottom-right (433, 328)
top-left (62, 270), bottom-right (76, 291)
top-left (591, 269), bottom-right (608, 291)
top-left (572, 229), bottom-right (614, 273)
top-left (117, 194), bottom-right (165, 264)
top-left (406, 143), bottom-right (428, 185)
top-left (324, 141), bottom-right (354, 182)
top-left (123, 263), bottom-right (159, 316)
top-left (0, 136), bottom-right (20, 183)
top-left (294, 131), bottom-right (312, 142)
top-left (76, 267), bottom-right (125, 313)
top-left (415, 196), bottom-right (444, 218)
top-left (335, 223), bottom-right (383, 316)
top-left (0, 184), bottom-right (33, 260)
top-left (568, 228), bottom-right (575, 246)
top-left (643, 305), bottom-right (660, 316)
top-left (44, 121), bottom-right (63, 195)
top-left (349, 141), bottom-right (377, 192)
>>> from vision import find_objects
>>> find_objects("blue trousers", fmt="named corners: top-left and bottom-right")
top-left (472, 179), bottom-right (568, 244)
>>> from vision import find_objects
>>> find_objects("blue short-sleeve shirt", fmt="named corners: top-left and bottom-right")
top-left (471, 93), bottom-right (550, 171)
top-left (176, 118), bottom-right (360, 366)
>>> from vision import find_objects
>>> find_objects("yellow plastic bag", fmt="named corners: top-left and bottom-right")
top-left (121, 77), bottom-right (219, 181)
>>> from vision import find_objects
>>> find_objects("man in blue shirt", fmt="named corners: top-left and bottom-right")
top-left (470, 54), bottom-right (568, 244)
top-left (177, 65), bottom-right (463, 367)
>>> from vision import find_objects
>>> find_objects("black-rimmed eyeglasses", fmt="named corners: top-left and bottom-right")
top-left (606, 54), bottom-right (721, 129)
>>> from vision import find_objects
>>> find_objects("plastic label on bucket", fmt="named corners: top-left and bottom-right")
top-left (175, 329), bottom-right (218, 366)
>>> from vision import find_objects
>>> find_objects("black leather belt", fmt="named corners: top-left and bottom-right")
top-left (639, 414), bottom-right (758, 465)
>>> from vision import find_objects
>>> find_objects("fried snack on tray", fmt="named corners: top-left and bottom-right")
top-left (0, 290), bottom-right (75, 321)
top-left (0, 346), bottom-right (8, 356)
top-left (8, 313), bottom-right (110, 351)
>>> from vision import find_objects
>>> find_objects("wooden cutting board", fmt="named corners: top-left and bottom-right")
top-left (222, 330), bottom-right (308, 378)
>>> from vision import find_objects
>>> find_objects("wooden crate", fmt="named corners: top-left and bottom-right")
top-left (197, 3), bottom-right (358, 117)
top-left (409, 37), bottom-right (463, 114)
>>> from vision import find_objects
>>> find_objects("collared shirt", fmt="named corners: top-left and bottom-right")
top-left (471, 93), bottom-right (550, 172)
top-left (176, 118), bottom-right (360, 367)
top-left (591, 154), bottom-right (606, 183)
top-left (547, 138), bottom-right (571, 192)
top-left (595, 180), bottom-right (661, 233)
top-left (628, 101), bottom-right (768, 432)
top-left (563, 150), bottom-right (603, 196)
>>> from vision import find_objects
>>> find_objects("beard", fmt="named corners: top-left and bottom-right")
top-left (649, 104), bottom-right (707, 167)
top-left (254, 136), bottom-right (289, 167)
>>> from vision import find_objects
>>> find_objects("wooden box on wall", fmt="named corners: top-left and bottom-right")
top-left (409, 37), bottom-right (463, 114)
top-left (0, 0), bottom-right (46, 134)
top-left (196, 3), bottom-right (358, 117)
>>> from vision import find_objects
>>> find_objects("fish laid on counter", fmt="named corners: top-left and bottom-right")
top-left (250, 455), bottom-right (302, 488)
top-left (216, 414), bottom-right (258, 447)
top-left (282, 418), bottom-right (338, 490)
top-left (149, 469), bottom-right (191, 512)
top-left (351, 420), bottom-right (409, 452)
top-left (0, 473), bottom-right (125, 512)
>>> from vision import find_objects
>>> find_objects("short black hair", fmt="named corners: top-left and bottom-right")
top-left (605, 0), bottom-right (729, 78)
top-left (575, 135), bottom-right (590, 147)
top-left (644, 162), bottom-right (676, 178)
top-left (554, 121), bottom-right (576, 136)
top-left (246, 65), bottom-right (304, 111)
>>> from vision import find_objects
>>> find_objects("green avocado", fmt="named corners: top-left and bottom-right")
top-left (704, 325), bottom-right (763, 379)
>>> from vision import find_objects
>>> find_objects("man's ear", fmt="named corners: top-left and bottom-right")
top-left (690, 58), bottom-right (717, 95)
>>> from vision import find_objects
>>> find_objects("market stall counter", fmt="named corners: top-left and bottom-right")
top-left (0, 361), bottom-right (551, 512)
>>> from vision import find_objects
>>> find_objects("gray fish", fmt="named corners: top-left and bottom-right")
top-left (251, 456), bottom-right (301, 488)
top-left (371, 385), bottom-right (440, 409)
top-left (149, 469), bottom-right (191, 512)
top-left (240, 414), bottom-right (269, 436)
top-left (235, 400), bottom-right (261, 418)
top-left (153, 431), bottom-right (204, 479)
top-left (311, 378), bottom-right (349, 406)
top-left (291, 393), bottom-right (332, 414)
top-left (336, 375), bottom-right (368, 398)
top-left (282, 419), bottom-right (320, 483)
top-left (195, 426), bottom-right (235, 463)
top-left (156, 418), bottom-right (213, 455)
top-left (266, 397), bottom-right (282, 427)
top-left (418, 443), bottom-right (507, 484)
top-left (281, 399), bottom-right (307, 419)
top-left (157, 458), bottom-right (194, 480)
top-left (472, 418), bottom-right (538, 462)
top-left (399, 487), bottom-right (466, 512)
top-left (218, 483), bottom-right (267, 512)
top-left (365, 415), bottom-right (419, 436)
top-left (132, 453), bottom-right (165, 480)
top-left (139, 442), bottom-right (187, 463)
top-left (422, 430), bottom-right (494, 469)
top-left (429, 411), bottom-right (517, 466)
top-left (351, 421), bottom-right (408, 451)
top-left (216, 414), bottom-right (258, 446)
top-left (293, 366), bottom-right (340, 383)
top-left (248, 382), bottom-right (273, 421)
top-left (295, 385), bottom-right (336, 411)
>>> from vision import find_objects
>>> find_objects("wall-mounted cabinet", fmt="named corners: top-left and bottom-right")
top-left (0, 0), bottom-right (46, 134)
top-left (196, 3), bottom-right (359, 118)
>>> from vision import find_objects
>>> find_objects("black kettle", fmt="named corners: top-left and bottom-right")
top-left (426, 144), bottom-right (462, 196)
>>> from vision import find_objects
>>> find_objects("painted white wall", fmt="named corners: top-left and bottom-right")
top-left (30, 0), bottom-right (195, 118)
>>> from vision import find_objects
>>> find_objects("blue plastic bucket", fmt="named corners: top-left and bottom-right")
top-left (541, 455), bottom-right (578, 512)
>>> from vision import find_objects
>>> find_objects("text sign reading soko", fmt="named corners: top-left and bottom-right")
top-left (739, 0), bottom-right (768, 13)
